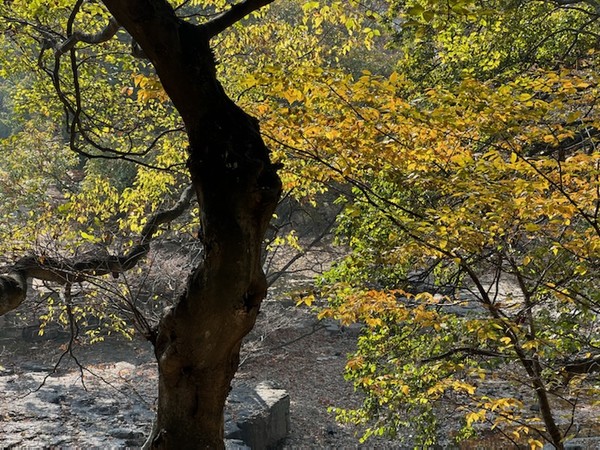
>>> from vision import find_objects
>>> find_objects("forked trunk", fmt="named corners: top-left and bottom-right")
top-left (100, 2), bottom-right (282, 448)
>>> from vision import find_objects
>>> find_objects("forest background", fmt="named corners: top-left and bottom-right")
top-left (0, 0), bottom-right (599, 449)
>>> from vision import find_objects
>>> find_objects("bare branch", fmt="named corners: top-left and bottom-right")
top-left (55, 16), bottom-right (121, 57)
top-left (552, 0), bottom-right (600, 10)
top-left (563, 354), bottom-right (600, 375)
top-left (421, 346), bottom-right (506, 363)
top-left (0, 185), bottom-right (195, 317)
top-left (266, 205), bottom-right (343, 287)
top-left (202, 0), bottom-right (276, 39)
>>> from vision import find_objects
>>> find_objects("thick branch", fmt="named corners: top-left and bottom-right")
top-left (552, 0), bottom-right (600, 12)
top-left (0, 271), bottom-right (27, 316)
top-left (202, 0), bottom-right (276, 39)
top-left (55, 17), bottom-right (121, 56)
top-left (421, 346), bottom-right (505, 363)
top-left (563, 354), bottom-right (600, 375)
top-left (0, 185), bottom-right (195, 317)
top-left (101, 0), bottom-right (214, 122)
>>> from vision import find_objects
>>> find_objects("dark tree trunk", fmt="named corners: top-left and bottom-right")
top-left (101, 1), bottom-right (282, 448)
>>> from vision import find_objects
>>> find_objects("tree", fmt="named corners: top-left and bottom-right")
top-left (1, 1), bottom-right (385, 446)
top-left (253, 0), bottom-right (600, 447)
top-left (283, 1), bottom-right (599, 448)
top-left (0, 1), bottom-right (284, 448)
top-left (3, 0), bottom-right (596, 448)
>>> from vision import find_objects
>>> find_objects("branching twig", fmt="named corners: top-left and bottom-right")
top-left (0, 185), bottom-right (195, 317)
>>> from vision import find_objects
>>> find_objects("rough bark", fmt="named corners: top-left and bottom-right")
top-left (100, 1), bottom-right (282, 448)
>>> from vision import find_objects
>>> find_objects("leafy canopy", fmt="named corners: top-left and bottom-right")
top-left (282, 0), bottom-right (600, 447)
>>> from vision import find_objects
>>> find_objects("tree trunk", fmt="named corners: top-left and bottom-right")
top-left (101, 1), bottom-right (282, 448)
top-left (144, 107), bottom-right (279, 449)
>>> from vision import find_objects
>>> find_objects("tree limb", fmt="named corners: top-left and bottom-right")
top-left (563, 354), bottom-right (600, 375)
top-left (421, 346), bottom-right (505, 363)
top-left (0, 271), bottom-right (27, 317)
top-left (202, 0), bottom-right (276, 39)
top-left (551, 0), bottom-right (600, 14)
top-left (55, 16), bottom-right (121, 56)
top-left (0, 185), bottom-right (195, 317)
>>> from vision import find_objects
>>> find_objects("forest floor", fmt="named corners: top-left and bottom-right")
top-left (0, 299), bottom-right (600, 450)
top-left (0, 288), bottom-right (393, 449)
top-left (1, 282), bottom-right (599, 448)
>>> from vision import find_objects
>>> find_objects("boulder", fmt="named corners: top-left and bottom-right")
top-left (226, 381), bottom-right (290, 449)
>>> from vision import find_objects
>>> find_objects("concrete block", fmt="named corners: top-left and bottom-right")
top-left (226, 381), bottom-right (290, 449)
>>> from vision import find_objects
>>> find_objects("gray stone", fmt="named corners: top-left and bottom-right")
top-left (225, 439), bottom-right (251, 449)
top-left (543, 437), bottom-right (600, 450)
top-left (46, 393), bottom-right (67, 404)
top-left (110, 428), bottom-right (134, 439)
top-left (93, 404), bottom-right (119, 416)
top-left (21, 363), bottom-right (54, 372)
top-left (226, 381), bottom-right (290, 449)
top-left (21, 325), bottom-right (69, 343)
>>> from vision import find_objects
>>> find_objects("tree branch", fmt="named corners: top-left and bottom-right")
top-left (0, 271), bottom-right (27, 317)
top-left (563, 354), bottom-right (600, 375)
top-left (202, 0), bottom-right (276, 39)
top-left (0, 185), bottom-right (195, 317)
top-left (56, 16), bottom-right (121, 56)
top-left (551, 0), bottom-right (600, 14)
top-left (421, 346), bottom-right (505, 363)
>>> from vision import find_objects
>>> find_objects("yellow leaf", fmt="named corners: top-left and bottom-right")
top-left (295, 294), bottom-right (315, 307)
top-left (302, 1), bottom-right (320, 12)
top-left (518, 93), bottom-right (532, 101)
top-left (524, 223), bottom-right (540, 233)
top-left (80, 231), bottom-right (97, 242)
top-left (365, 317), bottom-right (383, 327)
top-left (529, 439), bottom-right (544, 449)
top-left (283, 89), bottom-right (304, 104)
top-left (347, 356), bottom-right (364, 371)
top-left (466, 410), bottom-right (485, 426)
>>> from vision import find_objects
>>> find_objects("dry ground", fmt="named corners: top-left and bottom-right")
top-left (1, 292), bottom-right (598, 448)
top-left (0, 294), bottom-right (390, 448)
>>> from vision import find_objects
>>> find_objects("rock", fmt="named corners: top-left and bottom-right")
top-left (93, 404), bottom-right (119, 416)
top-left (21, 363), bottom-right (54, 372)
top-left (225, 439), bottom-right (251, 449)
top-left (110, 428), bottom-right (144, 440)
top-left (113, 361), bottom-right (136, 372)
top-left (226, 381), bottom-right (290, 449)
top-left (21, 325), bottom-right (69, 343)
top-left (0, 366), bottom-right (15, 376)
top-left (324, 321), bottom-right (341, 333)
top-left (72, 397), bottom-right (95, 408)
top-left (46, 393), bottom-right (67, 404)
top-left (543, 437), bottom-right (600, 450)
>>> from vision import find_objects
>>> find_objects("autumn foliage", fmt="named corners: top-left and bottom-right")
top-left (0, 0), bottom-right (598, 448)
top-left (273, 1), bottom-right (599, 448)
